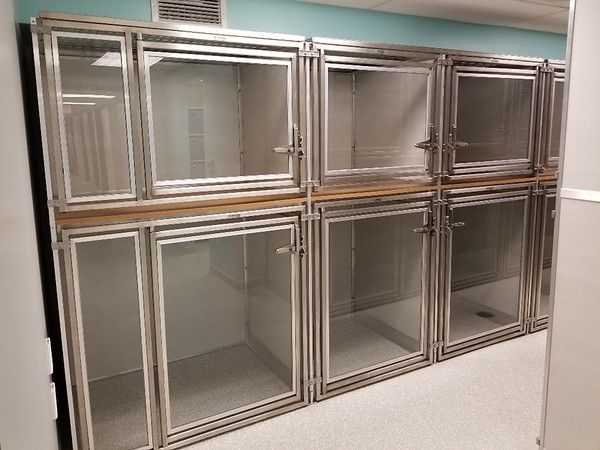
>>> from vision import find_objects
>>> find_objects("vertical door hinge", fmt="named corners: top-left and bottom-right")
top-left (430, 341), bottom-right (444, 351)
top-left (50, 382), bottom-right (58, 420)
top-left (436, 58), bottom-right (453, 66)
top-left (51, 241), bottom-right (70, 251)
top-left (301, 212), bottom-right (321, 221)
top-left (45, 337), bottom-right (54, 375)
top-left (525, 317), bottom-right (536, 326)
top-left (538, 62), bottom-right (553, 74)
top-left (299, 49), bottom-right (320, 58)
top-left (301, 180), bottom-right (320, 189)
top-left (306, 376), bottom-right (322, 393)
top-left (30, 18), bottom-right (51, 34)
top-left (434, 171), bottom-right (450, 182)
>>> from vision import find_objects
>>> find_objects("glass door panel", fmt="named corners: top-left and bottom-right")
top-left (70, 233), bottom-right (151, 450)
top-left (549, 81), bottom-right (564, 159)
top-left (448, 200), bottom-right (526, 343)
top-left (54, 33), bottom-right (134, 201)
top-left (327, 66), bottom-right (430, 174)
top-left (539, 196), bottom-right (556, 317)
top-left (326, 211), bottom-right (425, 380)
top-left (454, 74), bottom-right (534, 165)
top-left (157, 226), bottom-right (296, 431)
top-left (146, 53), bottom-right (292, 187)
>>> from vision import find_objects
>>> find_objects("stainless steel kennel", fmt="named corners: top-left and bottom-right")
top-left (30, 13), bottom-right (563, 449)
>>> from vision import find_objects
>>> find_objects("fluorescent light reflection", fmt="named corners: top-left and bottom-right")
top-left (92, 52), bottom-right (163, 67)
top-left (63, 94), bottom-right (115, 99)
top-left (63, 102), bottom-right (96, 106)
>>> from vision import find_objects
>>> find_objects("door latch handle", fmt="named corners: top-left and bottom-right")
top-left (414, 139), bottom-right (438, 152)
top-left (273, 144), bottom-right (295, 154)
top-left (413, 225), bottom-right (435, 235)
top-left (447, 125), bottom-right (469, 150)
top-left (452, 139), bottom-right (469, 149)
top-left (415, 126), bottom-right (438, 152)
top-left (446, 221), bottom-right (466, 231)
top-left (273, 124), bottom-right (305, 158)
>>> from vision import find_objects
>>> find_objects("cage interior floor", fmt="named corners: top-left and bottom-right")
top-left (328, 314), bottom-right (416, 379)
top-left (88, 343), bottom-right (291, 449)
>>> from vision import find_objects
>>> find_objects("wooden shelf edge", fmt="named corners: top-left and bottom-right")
top-left (55, 173), bottom-right (558, 228)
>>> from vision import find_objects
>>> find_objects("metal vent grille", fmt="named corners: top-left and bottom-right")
top-left (153, 0), bottom-right (226, 26)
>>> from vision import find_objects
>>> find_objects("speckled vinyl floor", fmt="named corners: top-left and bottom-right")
top-left (190, 331), bottom-right (547, 450)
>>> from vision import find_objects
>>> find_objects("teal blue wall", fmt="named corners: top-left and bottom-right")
top-left (17, 0), bottom-right (567, 59)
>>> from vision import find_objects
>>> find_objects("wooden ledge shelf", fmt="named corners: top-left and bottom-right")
top-left (54, 173), bottom-right (558, 228)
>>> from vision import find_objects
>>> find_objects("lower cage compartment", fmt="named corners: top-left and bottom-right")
top-left (52, 185), bottom-right (554, 447)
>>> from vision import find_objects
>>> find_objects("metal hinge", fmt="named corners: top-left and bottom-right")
top-left (47, 199), bottom-right (67, 208)
top-left (434, 198), bottom-right (448, 207)
top-left (31, 24), bottom-right (51, 34)
top-left (30, 18), bottom-right (51, 34)
top-left (301, 212), bottom-right (321, 221)
top-left (45, 337), bottom-right (54, 375)
top-left (532, 181), bottom-right (545, 196)
top-left (299, 49), bottom-right (320, 58)
top-left (430, 341), bottom-right (444, 350)
top-left (306, 377), bottom-right (322, 393)
top-left (525, 317), bottom-right (536, 325)
top-left (51, 241), bottom-right (70, 251)
top-left (275, 244), bottom-right (305, 256)
top-left (301, 180), bottom-right (320, 188)
top-left (434, 171), bottom-right (450, 182)
top-left (539, 65), bottom-right (553, 73)
top-left (50, 382), bottom-right (58, 420)
top-left (436, 58), bottom-right (454, 66)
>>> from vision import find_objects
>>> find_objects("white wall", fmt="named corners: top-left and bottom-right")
top-left (0, 0), bottom-right (58, 448)
top-left (540, 0), bottom-right (600, 447)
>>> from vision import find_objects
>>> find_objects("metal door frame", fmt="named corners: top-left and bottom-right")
top-left (446, 66), bottom-right (539, 179)
top-left (312, 42), bottom-right (441, 189)
top-left (150, 215), bottom-right (306, 445)
top-left (320, 59), bottom-right (436, 179)
top-left (437, 184), bottom-right (533, 360)
top-left (49, 30), bottom-right (138, 205)
top-left (545, 75), bottom-right (565, 170)
top-left (138, 41), bottom-right (302, 198)
top-left (529, 182), bottom-right (557, 331)
top-left (314, 194), bottom-right (434, 399)
top-left (60, 228), bottom-right (157, 450)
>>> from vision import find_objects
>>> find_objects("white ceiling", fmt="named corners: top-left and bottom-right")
top-left (300, 0), bottom-right (569, 34)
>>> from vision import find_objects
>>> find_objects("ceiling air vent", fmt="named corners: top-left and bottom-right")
top-left (152, 0), bottom-right (226, 26)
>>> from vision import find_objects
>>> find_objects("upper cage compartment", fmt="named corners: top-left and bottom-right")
top-left (310, 37), bottom-right (558, 189)
top-left (33, 13), bottom-right (307, 212)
